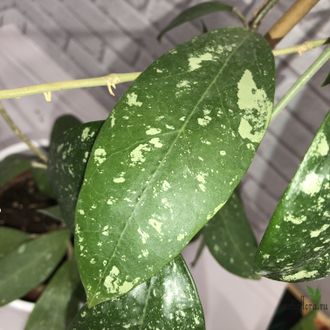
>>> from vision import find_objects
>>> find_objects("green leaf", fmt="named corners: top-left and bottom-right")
top-left (25, 259), bottom-right (82, 330)
top-left (203, 190), bottom-right (260, 280)
top-left (31, 163), bottom-right (56, 199)
top-left (50, 114), bottom-right (82, 144)
top-left (321, 69), bottom-right (330, 87)
top-left (307, 286), bottom-right (314, 294)
top-left (76, 27), bottom-right (275, 306)
top-left (37, 205), bottom-right (63, 222)
top-left (0, 155), bottom-right (30, 189)
top-left (157, 1), bottom-right (232, 41)
top-left (69, 255), bottom-right (205, 330)
top-left (48, 121), bottom-right (104, 233)
top-left (0, 227), bottom-right (30, 260)
top-left (317, 295), bottom-right (321, 302)
top-left (255, 109), bottom-right (330, 282)
top-left (0, 229), bottom-right (70, 306)
top-left (289, 310), bottom-right (317, 330)
top-left (315, 288), bottom-right (319, 296)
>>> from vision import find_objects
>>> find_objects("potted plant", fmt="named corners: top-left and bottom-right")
top-left (0, 0), bottom-right (329, 329)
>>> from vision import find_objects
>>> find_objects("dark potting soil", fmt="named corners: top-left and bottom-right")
top-left (0, 171), bottom-right (62, 234)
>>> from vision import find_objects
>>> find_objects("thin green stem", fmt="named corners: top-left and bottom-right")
top-left (0, 72), bottom-right (141, 100)
top-left (232, 8), bottom-right (249, 29)
top-left (0, 101), bottom-right (48, 163)
top-left (249, 0), bottom-right (280, 31)
top-left (273, 37), bottom-right (330, 56)
top-left (271, 44), bottom-right (330, 123)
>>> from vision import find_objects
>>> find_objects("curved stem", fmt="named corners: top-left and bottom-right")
top-left (0, 101), bottom-right (48, 163)
top-left (0, 72), bottom-right (141, 100)
top-left (232, 7), bottom-right (249, 29)
top-left (249, 0), bottom-right (280, 31)
top-left (271, 44), bottom-right (330, 123)
top-left (273, 37), bottom-right (330, 56)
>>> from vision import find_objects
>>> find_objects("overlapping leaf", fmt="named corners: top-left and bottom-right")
top-left (0, 227), bottom-right (30, 260)
top-left (31, 163), bottom-right (56, 199)
top-left (321, 69), bottom-right (330, 87)
top-left (38, 205), bottom-right (63, 222)
top-left (25, 259), bottom-right (82, 330)
top-left (48, 121), bottom-right (104, 233)
top-left (50, 114), bottom-right (82, 144)
top-left (0, 229), bottom-right (70, 306)
top-left (69, 255), bottom-right (205, 330)
top-left (0, 155), bottom-right (30, 189)
top-left (255, 109), bottom-right (330, 282)
top-left (76, 27), bottom-right (275, 306)
top-left (157, 1), bottom-right (232, 41)
top-left (203, 190), bottom-right (259, 279)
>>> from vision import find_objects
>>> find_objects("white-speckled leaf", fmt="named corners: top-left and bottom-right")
top-left (69, 255), bottom-right (205, 330)
top-left (255, 109), bottom-right (330, 282)
top-left (0, 229), bottom-right (70, 306)
top-left (203, 190), bottom-right (259, 280)
top-left (76, 27), bottom-right (275, 307)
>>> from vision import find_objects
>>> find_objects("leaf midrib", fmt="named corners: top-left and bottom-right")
top-left (89, 32), bottom-right (252, 305)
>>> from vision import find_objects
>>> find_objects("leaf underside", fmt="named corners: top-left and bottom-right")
top-left (48, 121), bottom-right (104, 233)
top-left (0, 229), bottom-right (70, 306)
top-left (76, 27), bottom-right (275, 307)
top-left (255, 109), bottom-right (330, 282)
top-left (203, 190), bottom-right (260, 280)
top-left (69, 255), bottom-right (205, 330)
top-left (157, 1), bottom-right (232, 41)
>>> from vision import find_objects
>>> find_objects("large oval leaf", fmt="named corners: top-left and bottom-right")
top-left (0, 229), bottom-right (70, 306)
top-left (69, 255), bottom-right (205, 330)
top-left (76, 27), bottom-right (275, 306)
top-left (0, 227), bottom-right (30, 260)
top-left (203, 190), bottom-right (260, 280)
top-left (157, 1), bottom-right (232, 41)
top-left (255, 109), bottom-right (330, 282)
top-left (25, 259), bottom-right (82, 330)
top-left (48, 121), bottom-right (104, 233)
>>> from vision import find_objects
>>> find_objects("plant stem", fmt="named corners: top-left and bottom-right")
top-left (0, 72), bottom-right (141, 100)
top-left (249, 0), bottom-right (280, 31)
top-left (232, 7), bottom-right (249, 29)
top-left (0, 101), bottom-right (48, 163)
top-left (264, 0), bottom-right (320, 49)
top-left (191, 236), bottom-right (206, 267)
top-left (273, 37), bottom-right (330, 56)
top-left (271, 44), bottom-right (330, 123)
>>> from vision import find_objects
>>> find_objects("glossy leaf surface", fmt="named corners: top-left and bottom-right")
top-left (38, 205), bottom-right (63, 222)
top-left (31, 164), bottom-right (56, 199)
top-left (157, 1), bottom-right (232, 41)
top-left (25, 259), bottom-right (82, 330)
top-left (48, 121), bottom-right (104, 233)
top-left (255, 110), bottom-right (330, 282)
top-left (0, 229), bottom-right (70, 306)
top-left (0, 155), bottom-right (30, 188)
top-left (50, 114), bottom-right (82, 144)
top-left (76, 27), bottom-right (275, 306)
top-left (69, 255), bottom-right (205, 330)
top-left (203, 190), bottom-right (259, 279)
top-left (321, 69), bottom-right (330, 87)
top-left (0, 227), bottom-right (30, 260)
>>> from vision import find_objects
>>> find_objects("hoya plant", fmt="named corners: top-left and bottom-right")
top-left (0, 0), bottom-right (329, 329)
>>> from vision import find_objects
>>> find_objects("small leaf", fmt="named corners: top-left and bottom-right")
top-left (0, 227), bottom-right (30, 260)
top-left (289, 309), bottom-right (317, 330)
top-left (25, 259), bottom-right (82, 330)
top-left (315, 288), bottom-right (319, 296)
top-left (311, 298), bottom-right (317, 302)
top-left (157, 1), bottom-right (232, 41)
top-left (37, 205), bottom-right (63, 222)
top-left (310, 294), bottom-right (316, 298)
top-left (321, 69), bottom-right (330, 87)
top-left (31, 163), bottom-right (56, 199)
top-left (307, 286), bottom-right (314, 295)
top-left (50, 114), bottom-right (82, 144)
top-left (255, 109), bottom-right (330, 282)
top-left (203, 190), bottom-right (259, 279)
top-left (0, 155), bottom-right (30, 189)
top-left (0, 229), bottom-right (70, 307)
top-left (69, 255), bottom-right (205, 330)
top-left (317, 295), bottom-right (321, 302)
top-left (48, 121), bottom-right (104, 233)
top-left (76, 27), bottom-right (275, 306)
